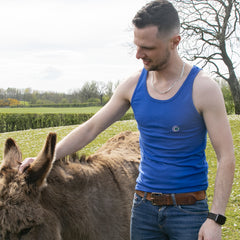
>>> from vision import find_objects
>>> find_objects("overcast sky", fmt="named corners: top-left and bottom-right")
top-left (0, 0), bottom-right (148, 93)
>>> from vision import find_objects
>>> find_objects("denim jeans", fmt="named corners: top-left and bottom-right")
top-left (130, 193), bottom-right (208, 240)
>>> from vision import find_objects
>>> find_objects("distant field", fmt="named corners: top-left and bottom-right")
top-left (0, 116), bottom-right (239, 239)
top-left (0, 107), bottom-right (134, 114)
top-left (0, 120), bottom-right (138, 159)
top-left (0, 107), bottom-right (102, 114)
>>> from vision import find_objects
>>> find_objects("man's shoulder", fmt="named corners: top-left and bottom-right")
top-left (193, 69), bottom-right (223, 113)
top-left (194, 69), bottom-right (220, 93)
top-left (126, 69), bottom-right (143, 84)
top-left (112, 69), bottom-right (143, 103)
top-left (117, 69), bottom-right (143, 92)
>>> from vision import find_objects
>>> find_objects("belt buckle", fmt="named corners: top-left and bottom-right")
top-left (151, 192), bottom-right (167, 206)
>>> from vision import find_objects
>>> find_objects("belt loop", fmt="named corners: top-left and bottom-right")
top-left (171, 194), bottom-right (177, 206)
top-left (143, 192), bottom-right (147, 201)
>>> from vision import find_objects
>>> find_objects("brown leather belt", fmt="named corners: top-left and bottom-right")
top-left (136, 190), bottom-right (206, 206)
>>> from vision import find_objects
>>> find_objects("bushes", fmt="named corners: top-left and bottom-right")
top-left (9, 102), bottom-right (102, 108)
top-left (0, 113), bottom-right (135, 133)
top-left (0, 98), bottom-right (21, 107)
top-left (221, 84), bottom-right (235, 114)
top-left (0, 113), bottom-right (93, 133)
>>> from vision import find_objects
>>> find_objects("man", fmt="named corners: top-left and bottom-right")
top-left (20, 1), bottom-right (235, 239)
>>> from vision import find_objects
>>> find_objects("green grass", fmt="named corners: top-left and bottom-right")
top-left (0, 107), bottom-right (102, 114)
top-left (0, 116), bottom-right (239, 239)
top-left (0, 107), bottom-right (134, 115)
top-left (0, 120), bottom-right (138, 160)
top-left (222, 115), bottom-right (240, 239)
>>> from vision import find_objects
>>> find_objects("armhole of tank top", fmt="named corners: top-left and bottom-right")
top-left (131, 68), bottom-right (147, 104)
top-left (190, 66), bottom-right (203, 117)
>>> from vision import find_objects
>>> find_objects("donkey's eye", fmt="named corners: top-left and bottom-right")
top-left (18, 227), bottom-right (32, 236)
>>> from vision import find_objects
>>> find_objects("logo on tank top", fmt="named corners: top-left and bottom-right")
top-left (172, 125), bottom-right (180, 133)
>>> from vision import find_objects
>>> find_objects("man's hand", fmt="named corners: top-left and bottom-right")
top-left (18, 157), bottom-right (35, 173)
top-left (198, 219), bottom-right (222, 240)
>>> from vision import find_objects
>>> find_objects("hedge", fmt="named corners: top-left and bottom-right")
top-left (9, 102), bottom-right (102, 108)
top-left (0, 113), bottom-right (135, 133)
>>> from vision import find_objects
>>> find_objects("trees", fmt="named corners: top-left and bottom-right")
top-left (78, 81), bottom-right (100, 103)
top-left (76, 80), bottom-right (115, 105)
top-left (174, 0), bottom-right (240, 113)
top-left (0, 98), bottom-right (20, 107)
top-left (0, 81), bottom-right (116, 106)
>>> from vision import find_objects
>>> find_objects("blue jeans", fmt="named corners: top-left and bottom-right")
top-left (130, 193), bottom-right (208, 240)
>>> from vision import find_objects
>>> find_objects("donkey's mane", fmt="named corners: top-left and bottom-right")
top-left (55, 153), bottom-right (93, 166)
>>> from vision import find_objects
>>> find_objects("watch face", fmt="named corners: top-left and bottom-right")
top-left (217, 215), bottom-right (226, 225)
top-left (208, 212), bottom-right (226, 225)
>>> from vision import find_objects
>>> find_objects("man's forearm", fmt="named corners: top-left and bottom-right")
top-left (55, 122), bottom-right (96, 160)
top-left (210, 156), bottom-right (235, 215)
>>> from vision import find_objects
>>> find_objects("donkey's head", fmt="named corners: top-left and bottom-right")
top-left (0, 133), bottom-right (61, 240)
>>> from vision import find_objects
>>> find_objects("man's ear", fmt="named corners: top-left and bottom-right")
top-left (171, 35), bottom-right (181, 49)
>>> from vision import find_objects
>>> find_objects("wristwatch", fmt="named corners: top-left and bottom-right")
top-left (207, 212), bottom-right (226, 225)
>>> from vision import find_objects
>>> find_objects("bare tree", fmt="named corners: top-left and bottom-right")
top-left (174, 0), bottom-right (240, 114)
top-left (97, 81), bottom-right (107, 105)
top-left (79, 81), bottom-right (99, 103)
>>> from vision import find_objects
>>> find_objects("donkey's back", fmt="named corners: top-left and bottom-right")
top-left (0, 131), bottom-right (140, 240)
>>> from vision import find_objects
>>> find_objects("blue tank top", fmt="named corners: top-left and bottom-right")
top-left (131, 66), bottom-right (208, 193)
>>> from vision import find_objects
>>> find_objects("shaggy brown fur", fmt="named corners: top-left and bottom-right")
top-left (0, 131), bottom-right (140, 240)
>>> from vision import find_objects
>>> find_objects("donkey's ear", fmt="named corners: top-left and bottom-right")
top-left (25, 133), bottom-right (57, 187)
top-left (1, 138), bottom-right (22, 170)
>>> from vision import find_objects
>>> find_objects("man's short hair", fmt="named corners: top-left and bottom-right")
top-left (132, 0), bottom-right (180, 36)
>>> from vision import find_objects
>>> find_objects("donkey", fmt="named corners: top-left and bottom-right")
top-left (0, 131), bottom-right (140, 240)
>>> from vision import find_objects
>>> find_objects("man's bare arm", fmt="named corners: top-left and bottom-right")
top-left (194, 73), bottom-right (235, 240)
top-left (19, 71), bottom-right (141, 172)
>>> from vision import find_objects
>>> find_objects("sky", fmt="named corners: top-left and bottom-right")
top-left (0, 0), bottom-right (148, 93)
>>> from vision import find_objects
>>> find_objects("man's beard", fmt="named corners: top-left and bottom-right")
top-left (147, 48), bottom-right (170, 72)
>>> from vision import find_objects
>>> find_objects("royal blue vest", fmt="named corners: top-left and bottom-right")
top-left (131, 66), bottom-right (208, 193)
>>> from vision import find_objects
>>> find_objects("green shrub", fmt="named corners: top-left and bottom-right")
top-left (0, 113), bottom-right (135, 133)
top-left (221, 84), bottom-right (235, 114)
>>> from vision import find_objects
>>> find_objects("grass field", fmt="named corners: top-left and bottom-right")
top-left (0, 107), bottom-right (103, 114)
top-left (0, 117), bottom-right (239, 239)
top-left (0, 107), bottom-right (134, 115)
